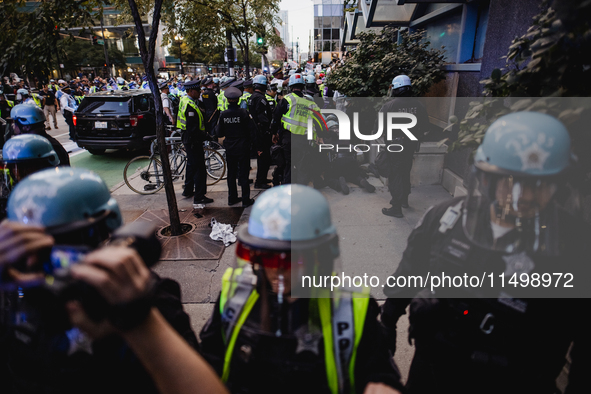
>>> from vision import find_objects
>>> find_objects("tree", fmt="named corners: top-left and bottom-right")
top-left (0, 0), bottom-right (97, 83)
top-left (126, 0), bottom-right (183, 235)
top-left (176, 0), bottom-right (282, 76)
top-left (329, 27), bottom-right (446, 97)
top-left (60, 39), bottom-right (126, 72)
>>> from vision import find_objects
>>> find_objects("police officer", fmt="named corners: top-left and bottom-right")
top-left (1, 167), bottom-right (201, 394)
top-left (0, 134), bottom-right (61, 220)
top-left (270, 73), bottom-right (326, 184)
top-left (217, 77), bottom-right (236, 112)
top-left (213, 77), bottom-right (220, 94)
top-left (303, 74), bottom-right (320, 98)
top-left (265, 82), bottom-right (278, 112)
top-left (200, 184), bottom-right (404, 394)
top-left (215, 87), bottom-right (256, 207)
top-left (242, 79), bottom-right (253, 108)
top-left (230, 80), bottom-right (248, 110)
top-left (10, 103), bottom-right (70, 165)
top-left (159, 82), bottom-right (174, 125)
top-left (177, 80), bottom-right (213, 206)
top-left (379, 75), bottom-right (428, 218)
top-left (248, 75), bottom-right (273, 190)
top-left (200, 76), bottom-right (219, 136)
top-left (381, 112), bottom-right (591, 394)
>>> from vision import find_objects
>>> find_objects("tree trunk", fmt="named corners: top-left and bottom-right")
top-left (128, 0), bottom-right (182, 236)
top-left (241, 0), bottom-right (249, 77)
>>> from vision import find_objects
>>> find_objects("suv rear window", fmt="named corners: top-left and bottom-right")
top-left (78, 99), bottom-right (131, 114)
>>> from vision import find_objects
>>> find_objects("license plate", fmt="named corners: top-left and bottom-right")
top-left (95, 121), bottom-right (108, 129)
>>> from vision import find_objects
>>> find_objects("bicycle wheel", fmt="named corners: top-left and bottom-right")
top-left (204, 148), bottom-right (226, 186)
top-left (123, 155), bottom-right (165, 194)
top-left (169, 149), bottom-right (186, 181)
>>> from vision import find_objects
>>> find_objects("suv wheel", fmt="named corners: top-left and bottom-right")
top-left (87, 148), bottom-right (106, 155)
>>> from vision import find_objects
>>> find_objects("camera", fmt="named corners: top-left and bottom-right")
top-left (0, 222), bottom-right (161, 333)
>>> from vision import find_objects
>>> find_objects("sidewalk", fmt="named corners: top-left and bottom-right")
top-left (110, 160), bottom-right (453, 381)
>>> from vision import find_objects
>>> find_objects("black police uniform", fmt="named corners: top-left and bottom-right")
top-left (248, 90), bottom-right (272, 187)
top-left (200, 293), bottom-right (404, 394)
top-left (377, 97), bottom-right (428, 209)
top-left (215, 88), bottom-right (257, 205)
top-left (382, 197), bottom-right (591, 394)
top-left (201, 87), bottom-right (219, 136)
top-left (182, 88), bottom-right (209, 203)
top-left (271, 89), bottom-right (328, 185)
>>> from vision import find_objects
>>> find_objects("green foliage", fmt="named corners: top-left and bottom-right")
top-left (451, 0), bottom-right (591, 154)
top-left (0, 0), bottom-right (98, 79)
top-left (344, 0), bottom-right (357, 14)
top-left (170, 0), bottom-right (282, 72)
top-left (59, 39), bottom-right (126, 70)
top-left (329, 27), bottom-right (446, 97)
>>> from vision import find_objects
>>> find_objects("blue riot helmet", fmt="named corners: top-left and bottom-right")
top-left (7, 167), bottom-right (122, 247)
top-left (463, 111), bottom-right (574, 255)
top-left (252, 75), bottom-right (267, 91)
top-left (287, 73), bottom-right (304, 88)
top-left (235, 185), bottom-right (340, 298)
top-left (390, 75), bottom-right (411, 97)
top-left (10, 104), bottom-right (46, 134)
top-left (2, 134), bottom-right (59, 183)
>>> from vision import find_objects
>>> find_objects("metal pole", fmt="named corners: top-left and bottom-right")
top-left (100, 17), bottom-right (110, 78)
top-left (178, 40), bottom-right (185, 74)
top-left (226, 30), bottom-right (234, 77)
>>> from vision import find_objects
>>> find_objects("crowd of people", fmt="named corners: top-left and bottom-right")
top-left (0, 62), bottom-right (587, 394)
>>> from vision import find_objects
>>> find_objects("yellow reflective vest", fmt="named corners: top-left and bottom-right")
top-left (217, 90), bottom-right (228, 111)
top-left (176, 96), bottom-right (203, 131)
top-left (219, 267), bottom-right (369, 394)
top-left (281, 93), bottom-right (324, 138)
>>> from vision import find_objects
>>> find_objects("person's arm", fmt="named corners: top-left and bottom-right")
top-left (381, 203), bottom-right (441, 353)
top-left (69, 246), bottom-right (228, 394)
top-left (122, 309), bottom-right (227, 394)
top-left (215, 115), bottom-right (224, 138)
top-left (254, 97), bottom-right (270, 132)
top-left (355, 298), bottom-right (405, 394)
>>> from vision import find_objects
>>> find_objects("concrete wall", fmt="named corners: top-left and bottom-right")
top-left (441, 0), bottom-right (543, 194)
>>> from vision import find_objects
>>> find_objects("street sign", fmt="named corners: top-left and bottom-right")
top-left (97, 40), bottom-right (104, 45)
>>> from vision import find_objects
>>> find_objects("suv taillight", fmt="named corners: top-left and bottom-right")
top-left (130, 114), bottom-right (144, 127)
top-left (73, 115), bottom-right (77, 126)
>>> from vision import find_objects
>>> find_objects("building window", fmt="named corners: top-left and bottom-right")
top-left (332, 16), bottom-right (341, 28)
top-left (418, 8), bottom-right (462, 62)
top-left (332, 29), bottom-right (340, 40)
top-left (314, 5), bottom-right (322, 17)
top-left (315, 41), bottom-right (323, 51)
top-left (323, 28), bottom-right (332, 40)
top-left (323, 41), bottom-right (331, 51)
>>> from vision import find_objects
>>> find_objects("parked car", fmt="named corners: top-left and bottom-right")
top-left (74, 90), bottom-right (156, 154)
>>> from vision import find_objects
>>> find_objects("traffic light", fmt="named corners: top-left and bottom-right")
top-left (92, 35), bottom-right (98, 45)
top-left (256, 34), bottom-right (264, 47)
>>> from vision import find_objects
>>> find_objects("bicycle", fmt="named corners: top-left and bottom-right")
top-left (123, 131), bottom-right (226, 195)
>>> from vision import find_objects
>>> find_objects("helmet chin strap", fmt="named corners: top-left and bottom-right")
top-left (276, 274), bottom-right (285, 337)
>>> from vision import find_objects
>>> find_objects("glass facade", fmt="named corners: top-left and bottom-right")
top-left (313, 0), bottom-right (344, 61)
